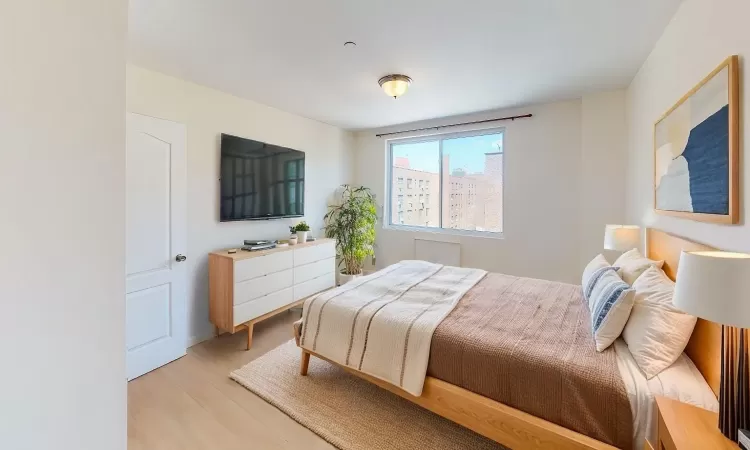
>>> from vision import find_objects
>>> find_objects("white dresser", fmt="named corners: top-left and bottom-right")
top-left (209, 239), bottom-right (336, 349)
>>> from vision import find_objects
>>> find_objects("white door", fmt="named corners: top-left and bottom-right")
top-left (126, 113), bottom-right (187, 380)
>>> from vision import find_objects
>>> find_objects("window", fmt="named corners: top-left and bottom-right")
top-left (387, 129), bottom-right (503, 235)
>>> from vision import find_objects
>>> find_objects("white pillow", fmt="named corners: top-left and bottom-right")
top-left (622, 266), bottom-right (697, 378)
top-left (582, 254), bottom-right (610, 302)
top-left (589, 268), bottom-right (635, 351)
top-left (613, 248), bottom-right (664, 285)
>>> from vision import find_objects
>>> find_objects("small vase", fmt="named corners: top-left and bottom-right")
top-left (296, 230), bottom-right (308, 243)
top-left (288, 235), bottom-right (298, 246)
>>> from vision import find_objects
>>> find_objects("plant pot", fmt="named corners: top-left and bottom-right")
top-left (288, 235), bottom-right (298, 245)
top-left (338, 270), bottom-right (363, 286)
top-left (296, 230), bottom-right (308, 243)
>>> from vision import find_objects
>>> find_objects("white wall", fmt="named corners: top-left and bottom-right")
top-left (126, 66), bottom-right (354, 344)
top-left (354, 95), bottom-right (627, 283)
top-left (0, 1), bottom-right (127, 450)
top-left (626, 0), bottom-right (750, 253)
top-left (581, 91), bottom-right (629, 264)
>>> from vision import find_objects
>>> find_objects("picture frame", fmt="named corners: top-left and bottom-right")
top-left (653, 55), bottom-right (740, 224)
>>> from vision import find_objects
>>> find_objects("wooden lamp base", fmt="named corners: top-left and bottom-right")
top-left (719, 326), bottom-right (750, 442)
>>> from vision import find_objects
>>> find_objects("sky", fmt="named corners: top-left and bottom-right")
top-left (392, 132), bottom-right (503, 174)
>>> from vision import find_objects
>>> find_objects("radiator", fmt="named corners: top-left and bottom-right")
top-left (414, 239), bottom-right (461, 267)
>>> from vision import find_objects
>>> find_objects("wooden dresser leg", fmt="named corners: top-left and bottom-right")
top-left (214, 325), bottom-right (221, 337)
top-left (300, 350), bottom-right (310, 376)
top-left (246, 323), bottom-right (254, 350)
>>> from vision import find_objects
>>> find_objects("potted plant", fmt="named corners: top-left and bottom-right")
top-left (291, 221), bottom-right (310, 243)
top-left (324, 185), bottom-right (377, 285)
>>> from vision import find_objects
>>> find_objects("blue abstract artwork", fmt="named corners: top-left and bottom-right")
top-left (680, 106), bottom-right (729, 214)
top-left (654, 61), bottom-right (737, 221)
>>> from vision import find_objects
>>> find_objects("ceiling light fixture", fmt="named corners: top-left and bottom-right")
top-left (378, 74), bottom-right (412, 99)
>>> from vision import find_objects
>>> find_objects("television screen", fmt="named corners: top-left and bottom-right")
top-left (220, 134), bottom-right (305, 221)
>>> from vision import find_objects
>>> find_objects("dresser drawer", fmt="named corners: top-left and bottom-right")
top-left (233, 287), bottom-right (294, 326)
top-left (294, 241), bottom-right (335, 267)
top-left (293, 272), bottom-right (335, 301)
top-left (294, 257), bottom-right (335, 284)
top-left (234, 269), bottom-right (293, 305)
top-left (234, 251), bottom-right (293, 283)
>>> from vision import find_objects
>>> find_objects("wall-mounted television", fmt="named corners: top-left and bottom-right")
top-left (220, 133), bottom-right (305, 222)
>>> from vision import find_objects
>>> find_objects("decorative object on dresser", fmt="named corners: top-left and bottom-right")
top-left (242, 239), bottom-right (276, 251)
top-left (209, 239), bottom-right (335, 349)
top-left (290, 221), bottom-right (310, 243)
top-left (603, 224), bottom-right (640, 252)
top-left (323, 185), bottom-right (377, 285)
top-left (654, 55), bottom-right (740, 224)
top-left (653, 395), bottom-right (738, 450)
top-left (672, 250), bottom-right (750, 442)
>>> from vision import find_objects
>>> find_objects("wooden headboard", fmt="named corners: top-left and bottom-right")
top-left (646, 228), bottom-right (722, 396)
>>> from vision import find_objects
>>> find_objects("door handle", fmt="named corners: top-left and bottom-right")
top-left (175, 254), bottom-right (187, 262)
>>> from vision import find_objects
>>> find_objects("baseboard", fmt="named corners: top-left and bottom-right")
top-left (187, 331), bottom-right (215, 348)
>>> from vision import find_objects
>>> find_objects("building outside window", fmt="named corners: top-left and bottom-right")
top-left (387, 129), bottom-right (504, 235)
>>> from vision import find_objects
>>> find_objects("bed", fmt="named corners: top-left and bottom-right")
top-left (294, 229), bottom-right (722, 450)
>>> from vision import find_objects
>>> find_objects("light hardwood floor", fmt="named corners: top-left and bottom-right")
top-left (128, 311), bottom-right (334, 450)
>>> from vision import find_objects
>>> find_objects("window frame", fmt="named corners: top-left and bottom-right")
top-left (385, 127), bottom-right (505, 239)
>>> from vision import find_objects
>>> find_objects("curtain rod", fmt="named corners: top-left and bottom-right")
top-left (375, 113), bottom-right (532, 138)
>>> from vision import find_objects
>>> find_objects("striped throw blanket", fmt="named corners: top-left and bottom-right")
top-left (299, 260), bottom-right (487, 396)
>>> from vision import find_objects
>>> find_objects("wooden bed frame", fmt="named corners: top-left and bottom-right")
top-left (298, 229), bottom-right (721, 450)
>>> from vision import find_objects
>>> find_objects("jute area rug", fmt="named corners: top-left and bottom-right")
top-left (230, 340), bottom-right (506, 450)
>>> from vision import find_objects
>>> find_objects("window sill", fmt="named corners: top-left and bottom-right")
top-left (383, 224), bottom-right (504, 240)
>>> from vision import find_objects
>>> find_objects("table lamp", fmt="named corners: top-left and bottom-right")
top-left (603, 225), bottom-right (640, 252)
top-left (673, 250), bottom-right (750, 442)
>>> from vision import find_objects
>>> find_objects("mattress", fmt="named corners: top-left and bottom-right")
top-left (614, 339), bottom-right (718, 447)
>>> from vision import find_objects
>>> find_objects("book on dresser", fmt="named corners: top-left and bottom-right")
top-left (209, 238), bottom-right (336, 349)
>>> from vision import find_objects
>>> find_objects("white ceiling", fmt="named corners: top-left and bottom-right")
top-left (128, 0), bottom-right (682, 130)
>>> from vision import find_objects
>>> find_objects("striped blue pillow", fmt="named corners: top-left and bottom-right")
top-left (583, 266), bottom-right (616, 305)
top-left (588, 269), bottom-right (635, 352)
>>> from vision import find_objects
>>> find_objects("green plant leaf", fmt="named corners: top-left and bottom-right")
top-left (323, 185), bottom-right (378, 275)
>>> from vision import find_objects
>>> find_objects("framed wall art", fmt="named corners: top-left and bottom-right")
top-left (654, 55), bottom-right (739, 224)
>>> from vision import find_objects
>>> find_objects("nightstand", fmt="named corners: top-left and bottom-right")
top-left (652, 396), bottom-right (738, 450)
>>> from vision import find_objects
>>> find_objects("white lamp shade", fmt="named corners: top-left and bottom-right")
top-left (603, 225), bottom-right (640, 251)
top-left (673, 251), bottom-right (750, 329)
